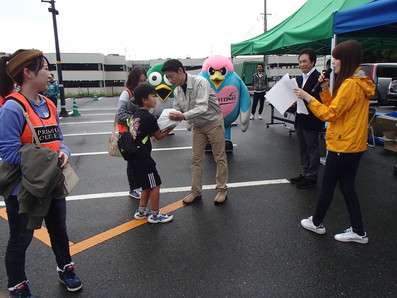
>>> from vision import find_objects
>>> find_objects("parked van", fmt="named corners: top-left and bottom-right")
top-left (360, 63), bottom-right (397, 105)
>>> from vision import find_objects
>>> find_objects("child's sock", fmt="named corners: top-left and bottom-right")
top-left (150, 209), bottom-right (159, 217)
top-left (138, 206), bottom-right (147, 213)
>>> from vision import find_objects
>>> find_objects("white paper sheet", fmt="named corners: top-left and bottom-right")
top-left (157, 108), bottom-right (180, 131)
top-left (265, 73), bottom-right (308, 115)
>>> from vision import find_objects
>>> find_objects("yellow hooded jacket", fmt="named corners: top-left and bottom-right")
top-left (308, 68), bottom-right (375, 153)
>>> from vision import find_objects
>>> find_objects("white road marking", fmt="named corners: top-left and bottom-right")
top-left (63, 128), bottom-right (187, 137)
top-left (64, 113), bottom-right (116, 117)
top-left (71, 146), bottom-right (193, 156)
top-left (71, 143), bottom-right (236, 156)
top-left (60, 120), bottom-right (114, 125)
top-left (72, 108), bottom-right (117, 111)
top-left (66, 179), bottom-right (289, 201)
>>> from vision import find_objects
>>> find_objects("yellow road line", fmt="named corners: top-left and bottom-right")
top-left (0, 200), bottom-right (185, 256)
top-left (0, 208), bottom-right (74, 247)
top-left (0, 179), bottom-right (289, 255)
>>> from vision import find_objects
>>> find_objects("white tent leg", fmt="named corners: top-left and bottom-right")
top-left (330, 35), bottom-right (338, 95)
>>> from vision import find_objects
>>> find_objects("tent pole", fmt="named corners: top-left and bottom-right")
top-left (330, 34), bottom-right (337, 94)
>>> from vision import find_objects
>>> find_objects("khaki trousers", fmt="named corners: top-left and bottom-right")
top-left (191, 120), bottom-right (228, 195)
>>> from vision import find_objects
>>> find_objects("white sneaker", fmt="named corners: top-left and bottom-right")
top-left (134, 208), bottom-right (150, 220)
top-left (250, 115), bottom-right (254, 120)
top-left (129, 188), bottom-right (141, 199)
top-left (334, 227), bottom-right (368, 244)
top-left (300, 216), bottom-right (326, 234)
top-left (148, 211), bottom-right (173, 224)
top-left (258, 115), bottom-right (263, 120)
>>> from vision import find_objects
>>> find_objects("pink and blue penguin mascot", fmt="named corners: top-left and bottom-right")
top-left (199, 55), bottom-right (251, 152)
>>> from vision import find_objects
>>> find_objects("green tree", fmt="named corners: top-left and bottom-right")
top-left (364, 49), bottom-right (397, 63)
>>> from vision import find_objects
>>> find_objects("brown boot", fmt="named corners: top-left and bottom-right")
top-left (182, 193), bottom-right (202, 204)
top-left (214, 191), bottom-right (228, 204)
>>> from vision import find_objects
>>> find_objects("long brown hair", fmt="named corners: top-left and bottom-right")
top-left (332, 40), bottom-right (363, 96)
top-left (125, 67), bottom-right (147, 91)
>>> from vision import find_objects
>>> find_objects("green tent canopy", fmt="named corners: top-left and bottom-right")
top-left (231, 0), bottom-right (372, 56)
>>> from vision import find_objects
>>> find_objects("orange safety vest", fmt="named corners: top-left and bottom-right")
top-left (5, 92), bottom-right (61, 152)
top-left (117, 88), bottom-right (134, 133)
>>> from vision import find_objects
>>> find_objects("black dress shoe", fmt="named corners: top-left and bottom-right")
top-left (296, 178), bottom-right (317, 189)
top-left (289, 174), bottom-right (305, 184)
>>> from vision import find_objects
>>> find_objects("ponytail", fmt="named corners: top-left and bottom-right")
top-left (0, 55), bottom-right (14, 98)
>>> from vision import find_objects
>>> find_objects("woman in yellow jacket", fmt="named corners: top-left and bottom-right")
top-left (294, 40), bottom-right (375, 244)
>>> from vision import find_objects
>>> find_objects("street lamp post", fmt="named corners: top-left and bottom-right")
top-left (41, 0), bottom-right (69, 117)
top-left (263, 0), bottom-right (271, 90)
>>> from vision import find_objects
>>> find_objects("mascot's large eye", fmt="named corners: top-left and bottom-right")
top-left (219, 67), bottom-right (228, 76)
top-left (148, 72), bottom-right (162, 86)
top-left (164, 74), bottom-right (172, 86)
top-left (208, 67), bottom-right (216, 75)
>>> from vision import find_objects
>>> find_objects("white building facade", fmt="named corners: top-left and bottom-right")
top-left (42, 53), bottom-right (327, 96)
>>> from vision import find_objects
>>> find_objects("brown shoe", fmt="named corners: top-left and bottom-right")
top-left (182, 193), bottom-right (202, 204)
top-left (214, 192), bottom-right (228, 204)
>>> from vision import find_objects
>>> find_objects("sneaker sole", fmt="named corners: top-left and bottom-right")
top-left (129, 194), bottom-right (141, 199)
top-left (301, 222), bottom-right (326, 235)
top-left (148, 216), bottom-right (173, 224)
top-left (134, 216), bottom-right (148, 220)
top-left (59, 279), bottom-right (83, 292)
top-left (334, 236), bottom-right (368, 244)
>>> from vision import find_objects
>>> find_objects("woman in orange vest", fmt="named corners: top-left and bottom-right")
top-left (0, 49), bottom-right (83, 296)
top-left (117, 66), bottom-right (147, 199)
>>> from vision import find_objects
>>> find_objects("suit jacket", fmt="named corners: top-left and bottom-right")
top-left (295, 69), bottom-right (324, 131)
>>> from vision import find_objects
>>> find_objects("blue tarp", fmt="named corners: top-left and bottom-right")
top-left (334, 0), bottom-right (397, 35)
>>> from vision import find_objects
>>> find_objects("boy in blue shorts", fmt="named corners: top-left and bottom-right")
top-left (131, 84), bottom-right (174, 223)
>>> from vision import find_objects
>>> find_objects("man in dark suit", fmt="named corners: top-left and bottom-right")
top-left (289, 48), bottom-right (324, 189)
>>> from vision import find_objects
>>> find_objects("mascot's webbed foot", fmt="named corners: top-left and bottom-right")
top-left (225, 140), bottom-right (233, 153)
top-left (205, 142), bottom-right (212, 153)
top-left (204, 140), bottom-right (233, 153)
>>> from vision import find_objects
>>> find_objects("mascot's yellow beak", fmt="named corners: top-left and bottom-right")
top-left (210, 71), bottom-right (225, 89)
top-left (155, 84), bottom-right (172, 102)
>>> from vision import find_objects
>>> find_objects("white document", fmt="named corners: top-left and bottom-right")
top-left (265, 73), bottom-right (308, 115)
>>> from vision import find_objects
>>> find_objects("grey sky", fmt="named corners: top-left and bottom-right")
top-left (1, 0), bottom-right (306, 59)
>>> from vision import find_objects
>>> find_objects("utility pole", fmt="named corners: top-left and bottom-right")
top-left (263, 0), bottom-right (270, 90)
top-left (264, 0), bottom-right (268, 32)
top-left (41, 0), bottom-right (69, 117)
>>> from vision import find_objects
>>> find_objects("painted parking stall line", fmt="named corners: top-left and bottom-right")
top-left (66, 179), bottom-right (289, 202)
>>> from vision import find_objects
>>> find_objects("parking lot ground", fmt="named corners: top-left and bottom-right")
top-left (0, 97), bottom-right (396, 297)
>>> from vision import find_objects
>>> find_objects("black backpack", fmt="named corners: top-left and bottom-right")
top-left (117, 131), bottom-right (141, 160)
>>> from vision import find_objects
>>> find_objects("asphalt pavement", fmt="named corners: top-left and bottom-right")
top-left (0, 97), bottom-right (396, 298)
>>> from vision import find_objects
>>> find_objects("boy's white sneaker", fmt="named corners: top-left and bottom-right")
top-left (148, 211), bottom-right (173, 224)
top-left (134, 208), bottom-right (150, 220)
